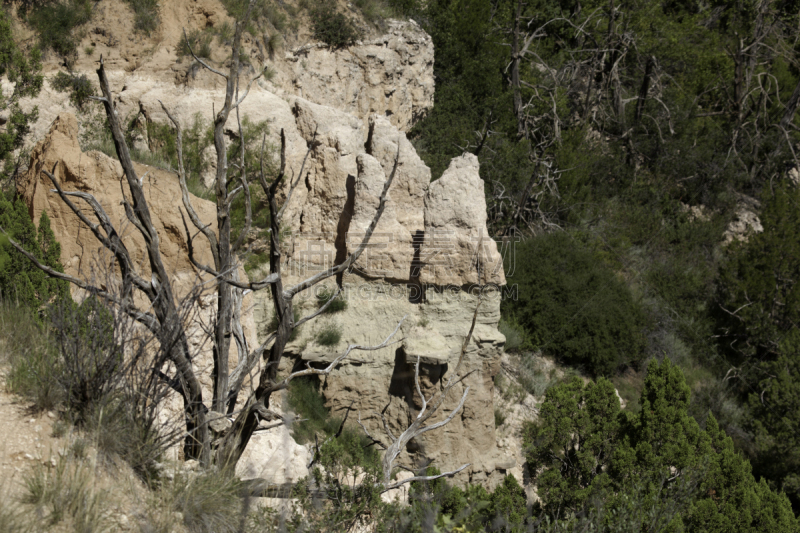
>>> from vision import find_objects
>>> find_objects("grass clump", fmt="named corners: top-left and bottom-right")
top-left (166, 470), bottom-right (244, 533)
top-left (1, 304), bottom-right (63, 411)
top-left (178, 29), bottom-right (213, 59)
top-left (25, 0), bottom-right (93, 64)
top-left (498, 317), bottom-right (525, 353)
top-left (124, 0), bottom-right (160, 33)
top-left (21, 459), bottom-right (107, 530)
top-left (494, 407), bottom-right (506, 427)
top-left (315, 285), bottom-right (347, 314)
top-left (316, 322), bottom-right (342, 347)
top-left (1, 298), bottom-right (175, 483)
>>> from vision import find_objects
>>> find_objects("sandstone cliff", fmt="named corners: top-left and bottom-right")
top-left (14, 0), bottom-right (514, 488)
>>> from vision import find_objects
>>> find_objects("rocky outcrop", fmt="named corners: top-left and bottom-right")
top-left (280, 19), bottom-right (434, 131)
top-left (17, 113), bottom-right (217, 288)
top-left (14, 1), bottom-right (511, 488)
top-left (6, 1), bottom-right (433, 148)
top-left (723, 194), bottom-right (763, 244)
top-left (420, 154), bottom-right (505, 287)
top-left (16, 113), bottom-right (259, 424)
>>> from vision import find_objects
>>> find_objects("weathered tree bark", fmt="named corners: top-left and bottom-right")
top-left (634, 56), bottom-right (655, 126)
top-left (95, 59), bottom-right (211, 463)
top-left (510, 0), bottom-right (525, 139)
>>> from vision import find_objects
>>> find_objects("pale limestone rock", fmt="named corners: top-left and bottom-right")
top-left (255, 278), bottom-right (510, 487)
top-left (236, 423), bottom-right (310, 484)
top-left (347, 153), bottom-right (415, 280)
top-left (280, 97), bottom-right (364, 272)
top-left (723, 194), bottom-right (763, 244)
top-left (381, 471), bottom-right (414, 504)
top-left (366, 115), bottom-right (432, 224)
top-left (420, 154), bottom-right (506, 287)
top-left (18, 112), bottom-right (259, 421)
top-left (402, 327), bottom-right (449, 364)
top-left (343, 115), bottom-right (431, 281)
top-left (282, 19), bottom-right (434, 131)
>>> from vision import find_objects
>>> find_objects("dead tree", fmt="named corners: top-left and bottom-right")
top-left (0, 0), bottom-right (429, 471)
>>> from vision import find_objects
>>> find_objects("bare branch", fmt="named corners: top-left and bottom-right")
top-left (160, 100), bottom-right (221, 267)
top-left (232, 68), bottom-right (269, 109)
top-left (381, 464), bottom-right (471, 492)
top-left (41, 168), bottom-right (150, 299)
top-left (285, 140), bottom-right (401, 298)
top-left (183, 28), bottom-right (228, 79)
top-left (232, 88), bottom-right (252, 253)
top-left (294, 285), bottom-right (343, 328)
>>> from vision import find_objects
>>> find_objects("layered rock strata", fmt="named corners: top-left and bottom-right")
top-left (15, 3), bottom-right (511, 486)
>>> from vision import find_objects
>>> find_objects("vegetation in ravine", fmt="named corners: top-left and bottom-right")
top-left (4, 0), bottom-right (800, 528)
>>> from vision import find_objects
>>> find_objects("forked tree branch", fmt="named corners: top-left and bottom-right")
top-left (159, 100), bottom-right (221, 267)
top-left (284, 141), bottom-right (401, 298)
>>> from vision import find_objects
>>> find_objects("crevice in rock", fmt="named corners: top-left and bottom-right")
top-left (408, 229), bottom-right (424, 303)
top-left (388, 348), bottom-right (414, 404)
top-left (334, 174), bottom-right (356, 277)
top-left (364, 119), bottom-right (375, 155)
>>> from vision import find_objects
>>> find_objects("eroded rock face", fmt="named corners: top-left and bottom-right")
top-left (420, 154), bottom-right (506, 287)
top-left (17, 113), bottom-right (259, 422)
top-left (281, 19), bottom-right (435, 132)
top-left (6, 3), bottom-right (433, 149)
top-left (17, 113), bottom-right (217, 290)
top-left (15, 11), bottom-right (508, 486)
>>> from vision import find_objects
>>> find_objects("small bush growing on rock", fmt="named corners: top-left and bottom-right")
top-left (267, 305), bottom-right (301, 341)
top-left (178, 29), bottom-right (213, 59)
top-left (123, 0), bottom-right (160, 33)
top-left (25, 0), bottom-right (93, 64)
top-left (494, 407), bottom-right (506, 427)
top-left (498, 317), bottom-right (526, 352)
top-left (353, 0), bottom-right (393, 24)
top-left (168, 470), bottom-right (244, 533)
top-left (310, 5), bottom-right (361, 49)
top-left (50, 72), bottom-right (95, 111)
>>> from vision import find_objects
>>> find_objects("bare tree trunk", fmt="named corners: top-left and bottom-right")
top-left (511, 0), bottom-right (525, 139)
top-left (634, 56), bottom-right (655, 126)
top-left (96, 60), bottom-right (211, 463)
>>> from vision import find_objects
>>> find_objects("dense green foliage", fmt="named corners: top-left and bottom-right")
top-left (714, 183), bottom-right (800, 506)
top-left (0, 9), bottom-right (42, 181)
top-left (0, 193), bottom-right (66, 309)
top-left (505, 232), bottom-right (647, 375)
top-left (50, 71), bottom-right (93, 111)
top-left (309, 4), bottom-right (361, 49)
top-left (398, 0), bottom-right (800, 517)
top-left (24, 0), bottom-right (93, 63)
top-left (524, 360), bottom-right (799, 530)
